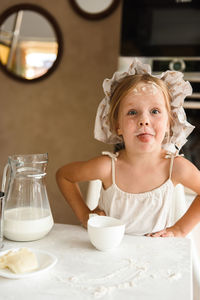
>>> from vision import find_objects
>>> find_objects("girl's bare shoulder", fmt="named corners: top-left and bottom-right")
top-left (173, 155), bottom-right (196, 174)
top-left (172, 155), bottom-right (200, 189)
top-left (88, 154), bottom-right (112, 179)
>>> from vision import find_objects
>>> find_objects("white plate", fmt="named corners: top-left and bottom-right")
top-left (0, 248), bottom-right (57, 279)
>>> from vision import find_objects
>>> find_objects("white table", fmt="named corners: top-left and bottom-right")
top-left (0, 224), bottom-right (192, 300)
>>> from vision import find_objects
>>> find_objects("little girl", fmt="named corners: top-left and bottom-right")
top-left (57, 58), bottom-right (200, 299)
top-left (56, 58), bottom-right (200, 239)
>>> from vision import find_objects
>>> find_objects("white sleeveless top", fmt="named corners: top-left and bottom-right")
top-left (98, 152), bottom-right (175, 235)
top-left (98, 152), bottom-right (200, 298)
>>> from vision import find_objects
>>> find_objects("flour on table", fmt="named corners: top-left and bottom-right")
top-left (55, 257), bottom-right (149, 298)
top-left (55, 256), bottom-right (183, 299)
top-left (167, 270), bottom-right (182, 281)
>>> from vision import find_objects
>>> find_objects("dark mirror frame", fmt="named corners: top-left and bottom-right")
top-left (69, 0), bottom-right (120, 20)
top-left (0, 3), bottom-right (63, 83)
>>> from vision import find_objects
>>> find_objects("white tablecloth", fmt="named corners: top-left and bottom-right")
top-left (0, 224), bottom-right (192, 300)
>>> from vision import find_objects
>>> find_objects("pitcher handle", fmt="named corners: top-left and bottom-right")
top-left (1, 163), bottom-right (9, 194)
top-left (0, 191), bottom-right (5, 248)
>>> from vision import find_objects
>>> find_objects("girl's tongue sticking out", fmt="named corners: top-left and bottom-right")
top-left (137, 133), bottom-right (153, 143)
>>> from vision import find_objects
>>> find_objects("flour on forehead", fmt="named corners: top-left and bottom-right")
top-left (132, 81), bottom-right (160, 96)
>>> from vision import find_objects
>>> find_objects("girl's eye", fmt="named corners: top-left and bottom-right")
top-left (127, 110), bottom-right (137, 116)
top-left (151, 109), bottom-right (160, 114)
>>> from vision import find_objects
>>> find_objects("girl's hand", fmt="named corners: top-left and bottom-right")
top-left (91, 207), bottom-right (106, 217)
top-left (81, 208), bottom-right (106, 229)
top-left (146, 225), bottom-right (185, 238)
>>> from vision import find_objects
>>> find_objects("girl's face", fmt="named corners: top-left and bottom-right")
top-left (117, 82), bottom-right (169, 153)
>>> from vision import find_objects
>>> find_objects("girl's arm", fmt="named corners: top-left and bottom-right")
top-left (151, 156), bottom-right (200, 237)
top-left (56, 156), bottom-right (110, 228)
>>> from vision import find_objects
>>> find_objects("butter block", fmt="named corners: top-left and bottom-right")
top-left (0, 248), bottom-right (38, 274)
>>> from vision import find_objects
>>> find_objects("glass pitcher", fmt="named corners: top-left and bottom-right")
top-left (2, 153), bottom-right (54, 242)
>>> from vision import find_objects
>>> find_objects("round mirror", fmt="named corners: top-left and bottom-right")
top-left (69, 0), bottom-right (120, 20)
top-left (0, 4), bottom-right (62, 82)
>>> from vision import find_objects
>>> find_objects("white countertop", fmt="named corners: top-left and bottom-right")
top-left (0, 224), bottom-right (192, 300)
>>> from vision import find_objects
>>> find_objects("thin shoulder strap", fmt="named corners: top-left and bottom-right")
top-left (111, 157), bottom-right (116, 185)
top-left (102, 151), bottom-right (118, 185)
top-left (165, 151), bottom-right (184, 179)
top-left (169, 155), bottom-right (175, 179)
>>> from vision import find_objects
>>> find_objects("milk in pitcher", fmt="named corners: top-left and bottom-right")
top-left (4, 207), bottom-right (53, 241)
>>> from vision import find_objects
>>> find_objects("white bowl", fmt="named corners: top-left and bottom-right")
top-left (87, 215), bottom-right (125, 251)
